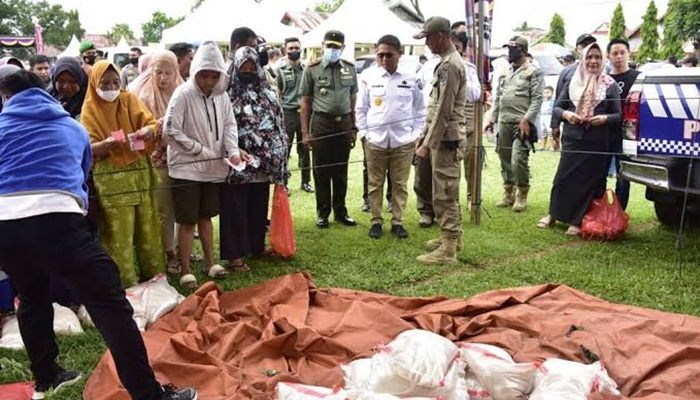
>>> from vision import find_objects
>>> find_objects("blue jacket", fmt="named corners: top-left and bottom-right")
top-left (0, 88), bottom-right (92, 211)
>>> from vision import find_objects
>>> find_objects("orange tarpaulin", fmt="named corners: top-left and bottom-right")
top-left (84, 273), bottom-right (700, 400)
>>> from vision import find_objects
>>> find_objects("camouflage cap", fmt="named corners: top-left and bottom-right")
top-left (502, 36), bottom-right (529, 52)
top-left (413, 16), bottom-right (451, 39)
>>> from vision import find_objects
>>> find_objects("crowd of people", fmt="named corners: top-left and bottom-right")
top-left (1, 12), bottom-right (699, 398)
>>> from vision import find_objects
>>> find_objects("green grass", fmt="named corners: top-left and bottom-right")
top-left (2, 144), bottom-right (699, 398)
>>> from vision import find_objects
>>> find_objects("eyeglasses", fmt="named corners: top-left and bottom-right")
top-left (376, 53), bottom-right (396, 59)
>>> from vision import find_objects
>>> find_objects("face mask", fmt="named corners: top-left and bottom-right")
top-left (96, 89), bottom-right (120, 102)
top-left (129, 57), bottom-right (139, 66)
top-left (508, 47), bottom-right (523, 63)
top-left (237, 72), bottom-right (258, 84)
top-left (83, 55), bottom-right (96, 65)
top-left (288, 51), bottom-right (301, 61)
top-left (323, 48), bottom-right (342, 64)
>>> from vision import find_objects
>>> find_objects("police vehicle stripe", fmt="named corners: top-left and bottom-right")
top-left (660, 84), bottom-right (690, 119)
top-left (643, 84), bottom-right (668, 118)
top-left (680, 84), bottom-right (700, 120)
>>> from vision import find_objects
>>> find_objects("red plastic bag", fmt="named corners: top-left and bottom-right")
top-left (270, 184), bottom-right (296, 258)
top-left (581, 190), bottom-right (630, 241)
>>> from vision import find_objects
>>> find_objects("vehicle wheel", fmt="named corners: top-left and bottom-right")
top-left (654, 201), bottom-right (694, 227)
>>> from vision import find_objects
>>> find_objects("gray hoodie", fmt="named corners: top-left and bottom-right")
top-left (164, 42), bottom-right (238, 182)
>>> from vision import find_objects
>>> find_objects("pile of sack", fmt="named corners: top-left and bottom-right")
top-left (276, 329), bottom-right (620, 400)
top-left (0, 274), bottom-right (183, 350)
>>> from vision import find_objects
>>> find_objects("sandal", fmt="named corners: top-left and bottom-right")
top-left (189, 254), bottom-right (203, 262)
top-left (261, 247), bottom-right (277, 257)
top-left (179, 274), bottom-right (197, 289)
top-left (201, 264), bottom-right (228, 279)
top-left (228, 261), bottom-right (251, 273)
top-left (537, 215), bottom-right (555, 229)
top-left (565, 226), bottom-right (582, 236)
top-left (166, 259), bottom-right (181, 274)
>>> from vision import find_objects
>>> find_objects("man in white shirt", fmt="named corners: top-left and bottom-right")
top-left (356, 34), bottom-right (426, 239)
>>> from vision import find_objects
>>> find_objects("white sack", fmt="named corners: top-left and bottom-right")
top-left (461, 343), bottom-right (537, 400)
top-left (529, 359), bottom-right (620, 400)
top-left (0, 303), bottom-right (83, 350)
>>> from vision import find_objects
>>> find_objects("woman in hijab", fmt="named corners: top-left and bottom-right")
top-left (51, 57), bottom-right (88, 120)
top-left (129, 51), bottom-right (184, 274)
top-left (538, 43), bottom-right (621, 235)
top-left (80, 60), bottom-right (164, 287)
top-left (0, 64), bottom-right (21, 112)
top-left (220, 46), bottom-right (289, 272)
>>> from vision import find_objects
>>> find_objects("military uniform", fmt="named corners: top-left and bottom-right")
top-left (277, 62), bottom-right (312, 188)
top-left (120, 63), bottom-right (140, 89)
top-left (492, 36), bottom-right (544, 211)
top-left (492, 59), bottom-right (543, 206)
top-left (300, 34), bottom-right (358, 223)
top-left (421, 48), bottom-right (468, 242)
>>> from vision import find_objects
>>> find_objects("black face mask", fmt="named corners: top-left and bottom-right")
top-left (129, 57), bottom-right (139, 66)
top-left (508, 47), bottom-right (524, 63)
top-left (288, 51), bottom-right (301, 61)
top-left (237, 72), bottom-right (258, 84)
top-left (83, 55), bottom-right (96, 65)
top-left (258, 51), bottom-right (269, 67)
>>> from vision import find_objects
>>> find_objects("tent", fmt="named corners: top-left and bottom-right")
top-left (57, 35), bottom-right (80, 58)
top-left (301, 0), bottom-right (424, 59)
top-left (161, 0), bottom-right (302, 45)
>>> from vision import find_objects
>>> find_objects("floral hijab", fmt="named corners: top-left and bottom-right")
top-left (227, 46), bottom-right (288, 185)
top-left (569, 42), bottom-right (616, 118)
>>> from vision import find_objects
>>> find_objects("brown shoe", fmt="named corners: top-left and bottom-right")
top-left (496, 185), bottom-right (515, 208)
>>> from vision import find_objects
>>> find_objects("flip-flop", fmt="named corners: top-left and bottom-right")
top-left (166, 259), bottom-right (181, 274)
top-left (261, 247), bottom-right (277, 257)
top-left (189, 254), bottom-right (203, 262)
top-left (228, 262), bottom-right (251, 273)
top-left (179, 274), bottom-right (197, 289)
top-left (202, 264), bottom-right (228, 279)
top-left (537, 216), bottom-right (555, 229)
top-left (565, 226), bottom-right (582, 236)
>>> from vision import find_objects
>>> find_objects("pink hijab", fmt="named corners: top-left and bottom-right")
top-left (129, 51), bottom-right (183, 119)
top-left (569, 43), bottom-right (616, 118)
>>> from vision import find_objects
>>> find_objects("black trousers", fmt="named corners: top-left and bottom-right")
top-left (219, 182), bottom-right (270, 260)
top-left (0, 213), bottom-right (163, 400)
top-left (311, 113), bottom-right (353, 219)
top-left (362, 137), bottom-right (392, 203)
top-left (284, 109), bottom-right (311, 185)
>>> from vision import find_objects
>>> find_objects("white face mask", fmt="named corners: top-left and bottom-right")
top-left (96, 88), bottom-right (120, 102)
top-left (323, 48), bottom-right (342, 64)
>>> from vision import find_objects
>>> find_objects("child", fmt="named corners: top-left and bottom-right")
top-left (539, 86), bottom-right (554, 151)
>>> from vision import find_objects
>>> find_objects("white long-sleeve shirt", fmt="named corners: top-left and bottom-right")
top-left (356, 65), bottom-right (426, 149)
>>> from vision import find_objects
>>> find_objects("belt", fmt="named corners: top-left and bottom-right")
top-left (314, 112), bottom-right (351, 122)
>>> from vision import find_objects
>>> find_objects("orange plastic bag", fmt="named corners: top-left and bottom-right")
top-left (0, 382), bottom-right (33, 400)
top-left (270, 184), bottom-right (296, 258)
top-left (581, 190), bottom-right (630, 241)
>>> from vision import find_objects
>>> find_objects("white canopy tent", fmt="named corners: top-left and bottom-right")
top-left (161, 0), bottom-right (302, 45)
top-left (302, 0), bottom-right (424, 59)
top-left (57, 35), bottom-right (80, 58)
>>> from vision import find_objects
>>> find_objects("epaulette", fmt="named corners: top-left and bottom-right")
top-left (308, 60), bottom-right (322, 67)
top-left (340, 59), bottom-right (355, 66)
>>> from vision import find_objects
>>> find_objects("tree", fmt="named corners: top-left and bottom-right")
top-left (314, 0), bottom-right (344, 12)
top-left (141, 11), bottom-right (183, 44)
top-left (191, 0), bottom-right (205, 12)
top-left (544, 13), bottom-right (566, 45)
top-left (514, 21), bottom-right (531, 32)
top-left (0, 0), bottom-right (84, 50)
top-left (674, 0), bottom-right (700, 57)
top-left (609, 3), bottom-right (627, 40)
top-left (661, 0), bottom-right (686, 60)
top-left (636, 0), bottom-right (660, 63)
top-left (108, 23), bottom-right (136, 44)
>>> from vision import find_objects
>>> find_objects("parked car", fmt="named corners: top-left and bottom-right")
top-left (619, 67), bottom-right (700, 226)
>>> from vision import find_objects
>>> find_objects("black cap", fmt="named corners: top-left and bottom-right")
top-left (576, 33), bottom-right (596, 47)
top-left (324, 30), bottom-right (345, 46)
top-left (562, 54), bottom-right (576, 62)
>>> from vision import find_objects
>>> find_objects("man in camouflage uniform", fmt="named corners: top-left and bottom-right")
top-left (300, 30), bottom-right (359, 228)
top-left (413, 17), bottom-right (468, 265)
top-left (491, 36), bottom-right (544, 212)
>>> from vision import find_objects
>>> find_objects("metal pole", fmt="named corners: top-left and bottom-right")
top-left (470, 0), bottom-right (487, 225)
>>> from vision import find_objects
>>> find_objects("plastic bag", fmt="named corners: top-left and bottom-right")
top-left (276, 382), bottom-right (343, 400)
top-left (0, 381), bottom-right (33, 400)
top-left (1, 303), bottom-right (83, 350)
top-left (581, 190), bottom-right (629, 241)
top-left (530, 359), bottom-right (620, 400)
top-left (461, 343), bottom-right (537, 400)
top-left (270, 184), bottom-right (296, 258)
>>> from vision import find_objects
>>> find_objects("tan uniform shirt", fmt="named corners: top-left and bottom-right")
top-left (492, 60), bottom-right (544, 125)
top-left (423, 49), bottom-right (468, 150)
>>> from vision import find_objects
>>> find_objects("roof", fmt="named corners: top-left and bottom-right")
top-left (281, 10), bottom-right (329, 33)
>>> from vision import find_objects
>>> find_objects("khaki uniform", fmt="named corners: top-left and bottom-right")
top-left (300, 58), bottom-right (358, 219)
top-left (277, 63), bottom-right (311, 185)
top-left (422, 49), bottom-right (467, 240)
top-left (492, 60), bottom-right (544, 188)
